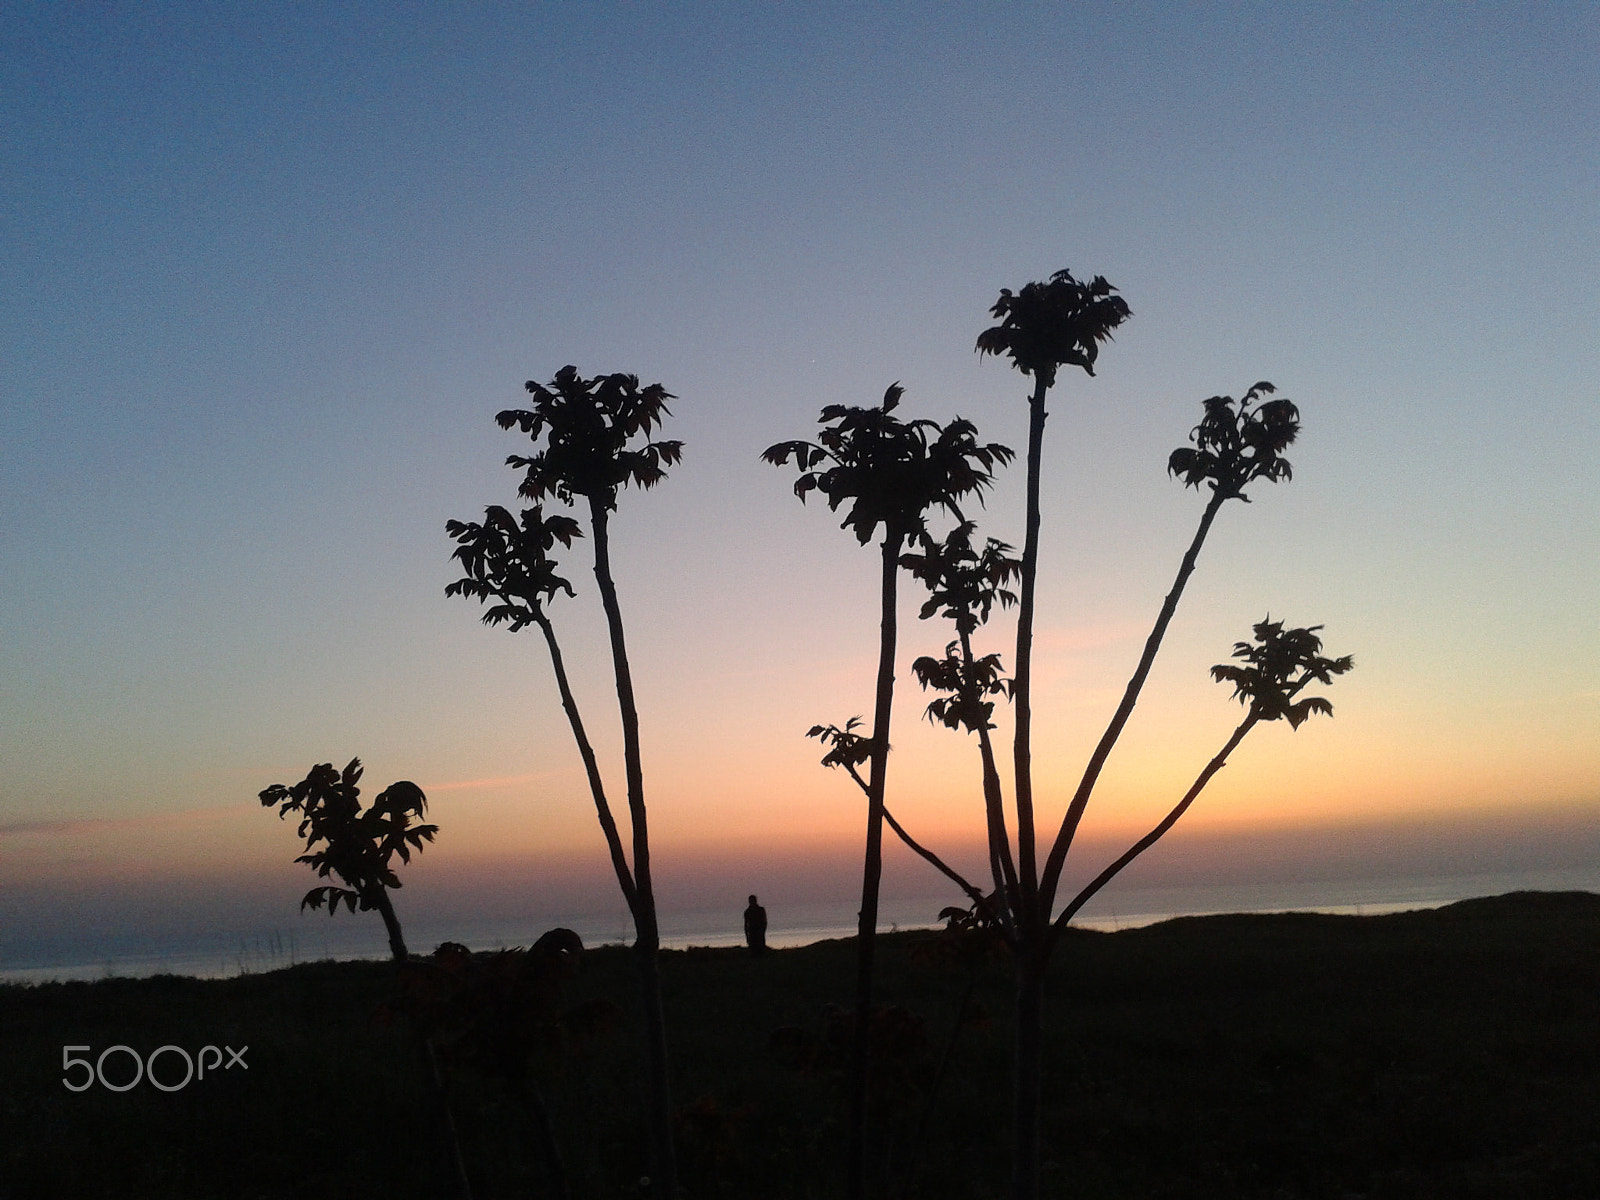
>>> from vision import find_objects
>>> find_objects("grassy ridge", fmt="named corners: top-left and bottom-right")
top-left (4, 891), bottom-right (1598, 1198)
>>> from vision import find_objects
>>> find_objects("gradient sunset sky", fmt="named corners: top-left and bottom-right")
top-left (3, 4), bottom-right (1596, 950)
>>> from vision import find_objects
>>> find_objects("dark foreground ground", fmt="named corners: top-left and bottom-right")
top-left (3, 891), bottom-right (1598, 1199)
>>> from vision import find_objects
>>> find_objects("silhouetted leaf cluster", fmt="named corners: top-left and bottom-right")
top-left (911, 643), bottom-right (1009, 733)
top-left (806, 717), bottom-right (876, 773)
top-left (496, 365), bottom-right (682, 511)
top-left (1211, 618), bottom-right (1356, 729)
top-left (258, 758), bottom-right (437, 915)
top-left (1167, 382), bottom-right (1301, 501)
top-left (763, 384), bottom-right (1013, 546)
top-left (975, 269), bottom-right (1132, 385)
top-left (901, 521), bottom-right (1021, 636)
top-left (444, 503), bottom-right (581, 631)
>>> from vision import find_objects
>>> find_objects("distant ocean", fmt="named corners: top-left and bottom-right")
top-left (5, 864), bottom-right (1597, 986)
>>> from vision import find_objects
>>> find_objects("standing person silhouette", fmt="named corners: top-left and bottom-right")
top-left (743, 894), bottom-right (768, 956)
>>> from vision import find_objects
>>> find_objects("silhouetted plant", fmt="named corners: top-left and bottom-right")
top-left (974, 269), bottom-right (1130, 920)
top-left (1040, 384), bottom-right (1304, 898)
top-left (447, 365), bottom-right (683, 1196)
top-left (766, 384), bottom-right (1011, 1200)
top-left (964, 275), bottom-right (1129, 1199)
top-left (258, 758), bottom-right (436, 963)
top-left (880, 264), bottom-right (1336, 1200)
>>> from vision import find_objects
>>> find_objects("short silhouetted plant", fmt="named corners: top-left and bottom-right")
top-left (258, 757), bottom-right (436, 963)
top-left (766, 383), bottom-right (1011, 1199)
top-left (447, 365), bottom-right (683, 1197)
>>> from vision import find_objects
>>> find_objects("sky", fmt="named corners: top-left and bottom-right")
top-left (2, 3), bottom-right (1597, 959)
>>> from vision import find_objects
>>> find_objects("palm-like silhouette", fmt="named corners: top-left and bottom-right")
top-left (976, 270), bottom-right (1131, 928)
top-left (763, 384), bottom-right (1012, 546)
top-left (766, 383), bottom-right (1011, 1200)
top-left (1212, 617), bottom-right (1353, 727)
top-left (448, 365), bottom-right (683, 1196)
top-left (1167, 382), bottom-right (1301, 500)
top-left (259, 758), bottom-right (436, 963)
top-left (444, 504), bottom-right (581, 631)
top-left (975, 269), bottom-right (1133, 385)
top-left (971, 268), bottom-right (1352, 1200)
top-left (496, 364), bottom-right (682, 505)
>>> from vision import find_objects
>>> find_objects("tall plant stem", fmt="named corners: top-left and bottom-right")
top-left (1011, 375), bottom-right (1050, 923)
top-left (1054, 713), bottom-right (1257, 935)
top-left (532, 610), bottom-right (638, 913)
top-left (1038, 487), bottom-right (1229, 915)
top-left (848, 531), bottom-right (904, 1200)
top-left (587, 496), bottom-right (678, 1200)
top-left (1007, 375), bottom-right (1051, 1200)
top-left (958, 628), bottom-right (1020, 925)
top-left (1012, 946), bottom-right (1045, 1200)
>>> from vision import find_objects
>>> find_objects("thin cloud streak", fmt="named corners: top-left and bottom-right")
top-left (421, 772), bottom-right (563, 793)
top-left (0, 806), bottom-right (242, 838)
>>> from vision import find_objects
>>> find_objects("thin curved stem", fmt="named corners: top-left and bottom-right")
top-left (1038, 488), bottom-right (1229, 916)
top-left (840, 760), bottom-right (991, 921)
top-left (887, 805), bottom-right (987, 912)
top-left (1049, 712), bottom-right (1258, 947)
top-left (533, 610), bottom-right (638, 914)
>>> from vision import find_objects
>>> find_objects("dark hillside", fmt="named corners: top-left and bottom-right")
top-left (3, 892), bottom-right (1597, 1198)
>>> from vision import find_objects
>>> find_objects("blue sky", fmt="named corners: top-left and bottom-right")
top-left (2, 4), bottom-right (1596, 951)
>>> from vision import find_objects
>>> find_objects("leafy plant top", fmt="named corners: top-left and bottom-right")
top-left (259, 758), bottom-right (437, 915)
top-left (975, 269), bottom-right (1132, 386)
top-left (1212, 618), bottom-right (1355, 728)
top-left (912, 643), bottom-right (1011, 734)
top-left (806, 716), bottom-right (876, 774)
top-left (496, 365), bottom-right (682, 510)
top-left (1168, 382), bottom-right (1301, 502)
top-left (763, 384), bottom-right (1013, 546)
top-left (444, 503), bottom-right (582, 631)
top-left (901, 521), bottom-right (1021, 636)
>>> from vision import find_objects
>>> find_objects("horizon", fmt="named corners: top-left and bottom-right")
top-left (2, 5), bottom-right (1596, 970)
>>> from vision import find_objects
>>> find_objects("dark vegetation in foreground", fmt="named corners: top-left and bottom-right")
top-left (5, 891), bottom-right (1599, 1200)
